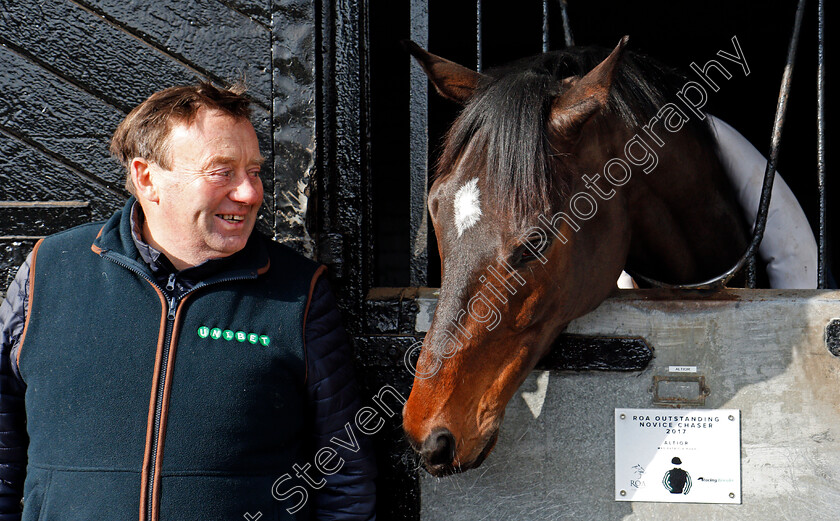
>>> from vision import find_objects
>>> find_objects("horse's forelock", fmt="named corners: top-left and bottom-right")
top-left (437, 70), bottom-right (562, 223)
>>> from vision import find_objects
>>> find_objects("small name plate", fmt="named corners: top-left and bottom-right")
top-left (615, 408), bottom-right (741, 504)
top-left (669, 366), bottom-right (697, 373)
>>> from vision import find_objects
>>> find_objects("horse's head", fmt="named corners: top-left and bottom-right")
top-left (403, 38), bottom-right (633, 475)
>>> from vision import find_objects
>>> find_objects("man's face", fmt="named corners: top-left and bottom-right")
top-left (144, 108), bottom-right (264, 266)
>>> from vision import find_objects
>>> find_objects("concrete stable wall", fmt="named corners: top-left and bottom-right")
top-left (420, 290), bottom-right (840, 520)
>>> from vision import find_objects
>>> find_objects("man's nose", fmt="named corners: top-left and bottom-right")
top-left (230, 172), bottom-right (263, 205)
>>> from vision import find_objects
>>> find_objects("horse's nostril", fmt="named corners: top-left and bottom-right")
top-left (421, 428), bottom-right (456, 466)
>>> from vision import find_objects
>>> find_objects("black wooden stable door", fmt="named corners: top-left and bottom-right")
top-left (0, 0), bottom-right (318, 295)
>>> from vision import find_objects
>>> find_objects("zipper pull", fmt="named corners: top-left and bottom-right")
top-left (167, 296), bottom-right (177, 320)
top-left (166, 273), bottom-right (176, 292)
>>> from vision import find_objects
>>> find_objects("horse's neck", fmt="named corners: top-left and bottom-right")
top-left (587, 119), bottom-right (752, 284)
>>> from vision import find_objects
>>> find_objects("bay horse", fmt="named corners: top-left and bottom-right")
top-left (401, 37), bottom-right (760, 476)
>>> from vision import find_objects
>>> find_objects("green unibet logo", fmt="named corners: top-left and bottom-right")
top-left (197, 326), bottom-right (270, 347)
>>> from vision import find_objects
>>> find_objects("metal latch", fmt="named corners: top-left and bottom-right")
top-left (826, 318), bottom-right (840, 357)
top-left (652, 375), bottom-right (710, 407)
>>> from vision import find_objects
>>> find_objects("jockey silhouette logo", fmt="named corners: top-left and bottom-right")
top-left (662, 457), bottom-right (692, 494)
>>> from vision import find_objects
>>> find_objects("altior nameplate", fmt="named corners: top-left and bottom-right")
top-left (615, 408), bottom-right (741, 504)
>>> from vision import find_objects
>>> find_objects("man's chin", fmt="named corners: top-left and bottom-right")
top-left (206, 234), bottom-right (253, 258)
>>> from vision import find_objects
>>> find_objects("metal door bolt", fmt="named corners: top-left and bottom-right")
top-left (826, 318), bottom-right (840, 356)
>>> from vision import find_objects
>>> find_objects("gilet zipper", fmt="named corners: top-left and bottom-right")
top-left (99, 251), bottom-right (256, 521)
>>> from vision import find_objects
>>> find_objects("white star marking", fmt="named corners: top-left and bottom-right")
top-left (453, 178), bottom-right (482, 237)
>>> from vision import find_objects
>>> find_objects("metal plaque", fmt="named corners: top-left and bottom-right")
top-left (615, 408), bottom-right (741, 504)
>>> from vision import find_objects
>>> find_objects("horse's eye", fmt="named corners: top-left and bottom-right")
top-left (511, 234), bottom-right (551, 265)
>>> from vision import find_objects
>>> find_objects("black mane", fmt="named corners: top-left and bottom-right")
top-left (437, 45), bottom-right (715, 221)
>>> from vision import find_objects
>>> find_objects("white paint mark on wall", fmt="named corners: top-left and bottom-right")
top-left (453, 178), bottom-right (482, 237)
top-left (521, 370), bottom-right (550, 419)
top-left (617, 271), bottom-right (635, 289)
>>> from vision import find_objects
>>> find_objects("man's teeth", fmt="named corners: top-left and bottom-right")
top-left (220, 215), bottom-right (244, 222)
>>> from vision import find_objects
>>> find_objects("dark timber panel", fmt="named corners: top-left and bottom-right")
top-left (315, 0), bottom-right (374, 326)
top-left (78, 0), bottom-right (272, 107)
top-left (271, 0), bottom-right (317, 251)
top-left (0, 0), bottom-right (276, 233)
top-left (0, 203), bottom-right (92, 238)
top-left (0, 134), bottom-right (124, 218)
top-left (0, 239), bottom-right (37, 296)
top-left (220, 0), bottom-right (272, 27)
top-left (0, 0), bottom-right (206, 111)
top-left (0, 0), bottom-right (293, 298)
top-left (0, 45), bottom-right (126, 189)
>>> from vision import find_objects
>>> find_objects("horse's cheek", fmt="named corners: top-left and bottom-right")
top-left (511, 290), bottom-right (544, 330)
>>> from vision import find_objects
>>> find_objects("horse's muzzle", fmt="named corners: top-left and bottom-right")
top-left (418, 428), bottom-right (500, 477)
top-left (421, 427), bottom-right (456, 466)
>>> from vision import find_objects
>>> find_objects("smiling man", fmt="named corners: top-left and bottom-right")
top-left (0, 83), bottom-right (376, 520)
top-left (132, 105), bottom-right (265, 268)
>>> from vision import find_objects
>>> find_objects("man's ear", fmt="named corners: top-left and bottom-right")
top-left (548, 35), bottom-right (629, 145)
top-left (403, 40), bottom-right (486, 104)
top-left (131, 158), bottom-right (159, 203)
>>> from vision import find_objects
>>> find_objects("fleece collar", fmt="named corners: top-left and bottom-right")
top-left (92, 197), bottom-right (270, 284)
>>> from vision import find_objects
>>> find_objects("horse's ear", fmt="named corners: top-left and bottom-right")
top-left (403, 40), bottom-right (485, 104)
top-left (549, 35), bottom-right (629, 144)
